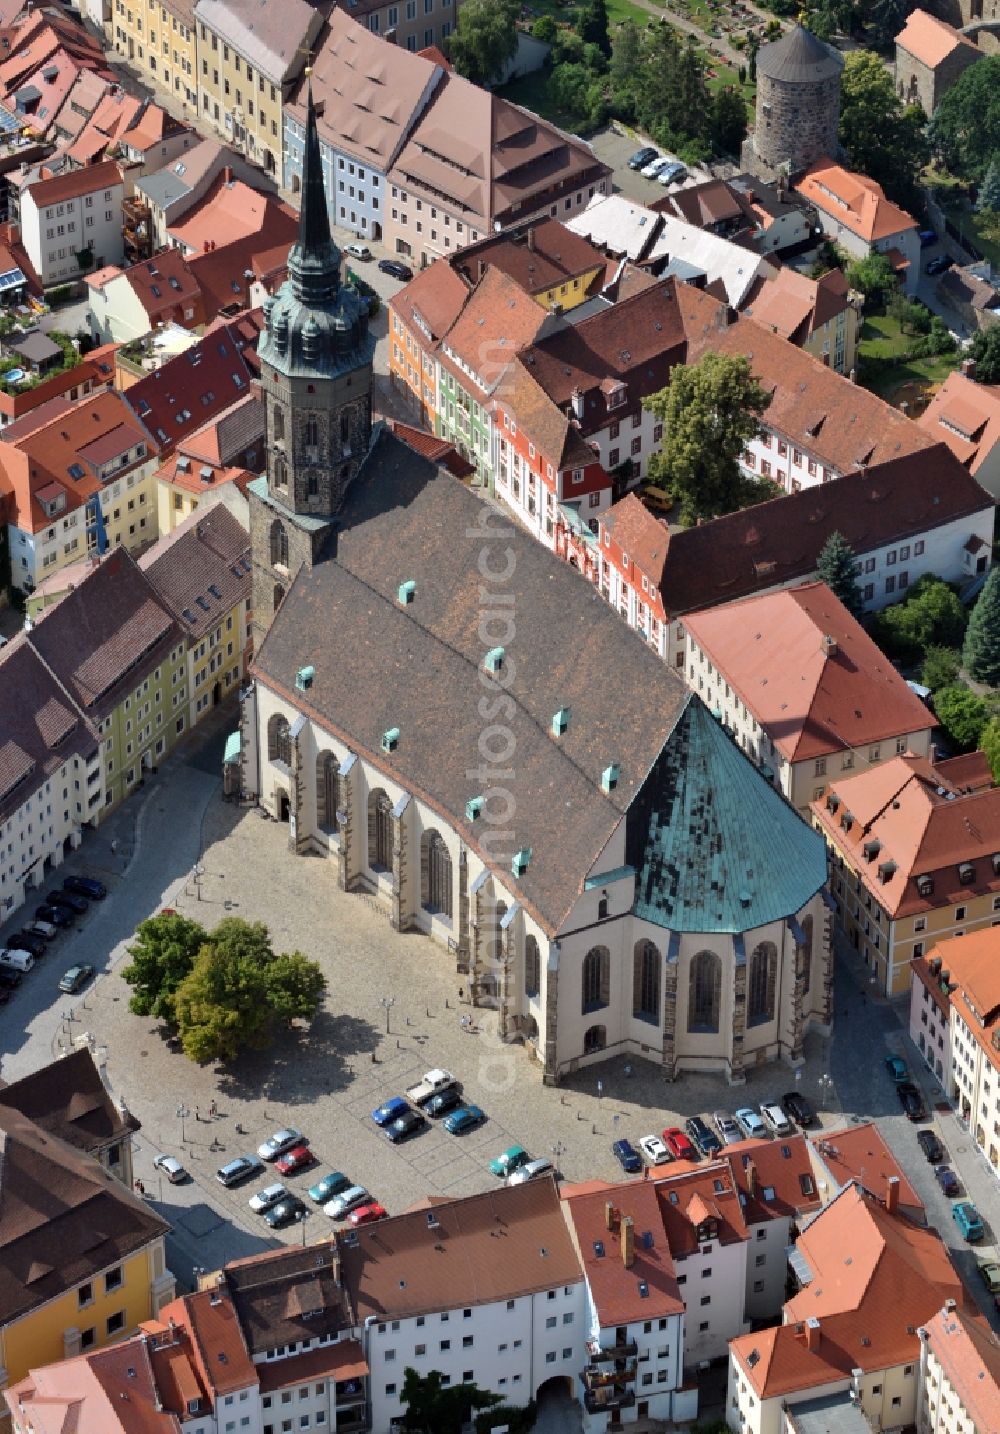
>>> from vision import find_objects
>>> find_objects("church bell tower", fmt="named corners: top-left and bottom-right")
top-left (248, 85), bottom-right (376, 650)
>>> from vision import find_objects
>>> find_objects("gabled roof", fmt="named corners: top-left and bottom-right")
top-left (923, 1303), bottom-right (1000, 1428)
top-left (923, 926), bottom-right (1000, 1029)
top-left (0, 638), bottom-right (95, 824)
top-left (895, 8), bottom-right (979, 68)
top-left (796, 160), bottom-right (918, 244)
top-left (389, 259), bottom-right (469, 344)
top-left (222, 1244), bottom-right (349, 1354)
top-left (723, 1136), bottom-right (822, 1222)
top-left (493, 357), bottom-right (598, 472)
top-left (917, 370), bottom-right (1000, 478)
top-left (0, 1049), bottom-right (138, 1158)
top-left (451, 218), bottom-right (606, 297)
top-left (439, 265), bottom-right (550, 392)
top-left (125, 316), bottom-right (260, 453)
top-left (187, 209), bottom-right (298, 318)
top-left (192, 0), bottom-right (322, 84)
top-left (809, 1121), bottom-right (923, 1216)
top-left (168, 173), bottom-right (297, 255)
top-left (743, 265), bottom-right (852, 344)
top-left (654, 1162), bottom-right (748, 1255)
top-left (139, 503), bottom-right (250, 640)
top-left (600, 494), bottom-right (671, 589)
top-left (119, 247), bottom-right (206, 325)
top-left (683, 581), bottom-right (935, 763)
top-left (22, 157), bottom-right (123, 205)
top-left (562, 1181), bottom-right (683, 1327)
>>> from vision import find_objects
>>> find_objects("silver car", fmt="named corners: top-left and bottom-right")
top-left (257, 1128), bottom-right (304, 1161)
top-left (325, 1184), bottom-right (371, 1219)
top-left (507, 1158), bottom-right (554, 1186)
top-left (713, 1111), bottom-right (742, 1145)
top-left (249, 1182), bottom-right (288, 1213)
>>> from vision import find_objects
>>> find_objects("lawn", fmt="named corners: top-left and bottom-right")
top-left (521, 0), bottom-right (652, 26)
top-left (858, 312), bottom-right (960, 404)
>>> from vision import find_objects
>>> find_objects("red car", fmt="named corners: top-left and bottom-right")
top-left (349, 1201), bottom-right (387, 1226)
top-left (274, 1145), bottom-right (314, 1176)
top-left (662, 1127), bottom-right (696, 1161)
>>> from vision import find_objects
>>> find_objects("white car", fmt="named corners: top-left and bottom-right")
top-left (153, 1154), bottom-right (187, 1183)
top-left (249, 1182), bottom-right (288, 1213)
top-left (326, 1185), bottom-right (371, 1219)
top-left (641, 154), bottom-right (670, 178)
top-left (760, 1101), bottom-right (793, 1136)
top-left (345, 242), bottom-right (372, 261)
top-left (639, 1134), bottom-right (671, 1166)
top-left (257, 1128), bottom-right (304, 1161)
top-left (507, 1158), bottom-right (554, 1186)
top-left (735, 1107), bottom-right (767, 1140)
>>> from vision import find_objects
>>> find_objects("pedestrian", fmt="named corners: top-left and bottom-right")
top-left (209, 1099), bottom-right (217, 1119)
top-left (458, 986), bottom-right (464, 1002)
top-left (195, 1105), bottom-right (200, 1122)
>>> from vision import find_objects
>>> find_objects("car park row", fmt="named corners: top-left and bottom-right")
top-left (0, 874), bottom-right (105, 998)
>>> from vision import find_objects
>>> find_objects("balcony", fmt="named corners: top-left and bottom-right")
top-left (587, 1339), bottom-right (638, 1362)
top-left (335, 1379), bottom-right (366, 1408)
top-left (583, 1361), bottom-right (638, 1391)
top-left (583, 1386), bottom-right (636, 1415)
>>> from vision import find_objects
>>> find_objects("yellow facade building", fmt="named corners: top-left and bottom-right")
top-left (109, 0), bottom-right (198, 114)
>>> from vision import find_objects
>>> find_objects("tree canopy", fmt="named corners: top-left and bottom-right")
top-left (398, 1369), bottom-right (501, 1434)
top-left (446, 0), bottom-right (519, 86)
top-left (846, 252), bottom-right (897, 309)
top-left (977, 157), bottom-right (1000, 214)
top-left (963, 567), bottom-right (1000, 685)
top-left (645, 352), bottom-right (775, 524)
top-left (969, 325), bottom-right (1000, 384)
top-left (981, 715), bottom-right (1000, 783)
top-left (839, 51), bottom-right (929, 212)
top-left (607, 22), bottom-right (713, 161)
top-left (871, 575), bottom-right (968, 665)
top-left (816, 532), bottom-right (863, 618)
top-left (929, 56), bottom-right (1000, 182)
top-left (579, 0), bottom-right (611, 58)
top-left (123, 914), bottom-right (325, 1063)
top-left (934, 684), bottom-right (989, 752)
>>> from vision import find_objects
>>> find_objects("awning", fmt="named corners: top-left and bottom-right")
top-left (223, 731), bottom-right (241, 764)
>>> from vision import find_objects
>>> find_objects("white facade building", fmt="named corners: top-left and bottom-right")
top-left (18, 161), bottom-right (125, 288)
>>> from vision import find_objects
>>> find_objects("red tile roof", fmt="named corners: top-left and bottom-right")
top-left (562, 1181), bottom-right (684, 1328)
top-left (723, 1136), bottom-right (823, 1222)
top-left (255, 1340), bottom-right (367, 1393)
top-left (155, 1289), bottom-right (256, 1397)
top-left (683, 581), bottom-right (935, 763)
top-left (653, 1162), bottom-right (748, 1256)
top-left (188, 209), bottom-right (299, 319)
top-left (390, 260), bottom-right (469, 344)
top-left (895, 8), bottom-right (978, 67)
top-left (601, 495), bottom-right (671, 589)
top-left (923, 1303), bottom-right (1000, 1427)
top-left (809, 1121), bottom-right (924, 1217)
top-left (386, 419), bottom-right (476, 479)
top-left (123, 249), bottom-right (207, 326)
top-left (126, 317), bottom-right (260, 454)
top-left (23, 158), bottom-right (123, 206)
top-left (918, 371), bottom-right (1000, 479)
top-left (168, 173), bottom-right (297, 254)
top-left (451, 219), bottom-right (606, 297)
top-left (796, 160), bottom-right (918, 244)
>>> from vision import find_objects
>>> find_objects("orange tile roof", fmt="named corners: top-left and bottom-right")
top-left (389, 259), bottom-right (469, 345)
top-left (809, 1121), bottom-right (924, 1216)
top-left (124, 249), bottom-right (206, 325)
top-left (255, 1341), bottom-right (367, 1393)
top-left (733, 1187), bottom-right (975, 1399)
top-left (723, 1136), bottom-right (823, 1221)
top-left (168, 174), bottom-right (296, 254)
top-left (653, 1162), bottom-right (748, 1256)
top-left (924, 1304), bottom-right (1000, 1427)
top-left (562, 1181), bottom-right (684, 1327)
top-left (23, 158), bottom-right (123, 206)
top-left (187, 209), bottom-right (299, 318)
top-left (895, 8), bottom-right (977, 67)
top-left (601, 494), bottom-right (671, 589)
top-left (126, 316), bottom-right (260, 454)
top-left (795, 160), bottom-right (917, 244)
top-left (683, 581), bottom-right (934, 763)
top-left (925, 926), bottom-right (1000, 1026)
top-left (156, 1289), bottom-right (256, 1396)
top-left (810, 755), bottom-right (1000, 918)
top-left (439, 265), bottom-right (549, 391)
top-left (918, 371), bottom-right (1000, 478)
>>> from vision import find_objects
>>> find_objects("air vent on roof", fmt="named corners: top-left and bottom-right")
top-left (641, 1230), bottom-right (654, 1249)
top-left (638, 1281), bottom-right (649, 1298)
top-left (182, 607), bottom-right (195, 623)
top-left (195, 596), bottom-right (210, 612)
top-left (511, 848), bottom-right (532, 878)
top-left (295, 666), bottom-right (315, 693)
top-left (397, 579), bottom-right (416, 605)
top-left (382, 727), bottom-right (400, 753)
top-left (483, 646), bottom-right (505, 675)
top-left (552, 707), bottom-right (571, 737)
top-left (593, 1240), bottom-right (605, 1258)
top-left (601, 763), bottom-right (620, 794)
top-left (208, 583), bottom-right (221, 599)
top-left (466, 796), bottom-right (484, 822)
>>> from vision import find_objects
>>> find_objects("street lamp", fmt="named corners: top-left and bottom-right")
top-left (176, 1103), bottom-right (190, 1143)
top-left (193, 864), bottom-right (204, 902)
top-left (379, 995), bottom-right (395, 1034)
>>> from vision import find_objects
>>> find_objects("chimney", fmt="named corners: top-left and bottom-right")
top-left (900, 400), bottom-right (909, 416)
top-left (962, 357), bottom-right (977, 380)
top-left (571, 386), bottom-right (585, 420)
top-left (527, 226), bottom-right (536, 252)
top-left (849, 367), bottom-right (857, 385)
top-left (477, 259), bottom-right (486, 282)
top-left (886, 1175), bottom-right (900, 1215)
top-left (804, 1316), bottom-right (821, 1352)
top-left (746, 1159), bottom-right (758, 1198)
top-left (222, 165), bottom-right (232, 185)
top-left (621, 1215), bottom-right (635, 1268)
top-left (604, 1201), bottom-right (618, 1231)
top-left (821, 633), bottom-right (837, 657)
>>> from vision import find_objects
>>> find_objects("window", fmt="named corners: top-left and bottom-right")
top-left (582, 946), bottom-right (610, 1012)
top-left (525, 935), bottom-right (540, 997)
top-left (78, 1282), bottom-right (94, 1308)
top-left (747, 942), bottom-right (777, 1026)
top-left (421, 829), bottom-right (452, 917)
top-left (368, 789), bottom-right (393, 870)
top-left (316, 753), bottom-right (340, 834)
top-left (104, 1266), bottom-right (123, 1293)
top-left (269, 519), bottom-right (288, 567)
top-left (688, 950), bottom-right (721, 1033)
top-left (633, 939), bottom-right (660, 1023)
top-left (107, 1311), bottom-right (126, 1335)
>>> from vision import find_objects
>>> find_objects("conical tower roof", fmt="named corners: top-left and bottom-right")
top-left (287, 84), bottom-right (342, 308)
top-left (756, 23), bottom-right (843, 83)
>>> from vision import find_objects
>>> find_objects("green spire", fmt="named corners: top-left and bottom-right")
top-left (288, 85), bottom-right (341, 307)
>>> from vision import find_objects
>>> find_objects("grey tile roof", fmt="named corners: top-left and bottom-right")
top-left (0, 636), bottom-right (96, 823)
top-left (139, 504), bottom-right (250, 641)
top-left (193, 0), bottom-right (322, 83)
top-left (253, 428), bottom-right (690, 935)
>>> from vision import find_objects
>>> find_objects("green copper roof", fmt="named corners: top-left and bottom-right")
top-left (627, 699), bottom-right (827, 934)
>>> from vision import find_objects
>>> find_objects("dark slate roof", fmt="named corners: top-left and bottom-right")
top-left (139, 503), bottom-right (251, 641)
top-left (755, 24), bottom-right (843, 83)
top-left (253, 426), bottom-right (690, 936)
top-left (28, 548), bottom-right (183, 723)
top-left (223, 1244), bottom-right (349, 1354)
top-left (0, 636), bottom-right (96, 824)
top-left (0, 1049), bottom-right (139, 1157)
top-left (627, 700), bottom-right (827, 933)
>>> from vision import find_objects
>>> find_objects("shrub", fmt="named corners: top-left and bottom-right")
top-left (934, 684), bottom-right (989, 752)
top-left (921, 645), bottom-right (961, 691)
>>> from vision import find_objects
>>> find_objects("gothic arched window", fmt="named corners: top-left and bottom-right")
top-left (688, 950), bottom-right (721, 1033)
top-left (267, 714), bottom-right (291, 766)
top-left (368, 789), bottom-right (392, 870)
top-left (421, 830), bottom-right (452, 917)
top-left (525, 935), bottom-right (540, 998)
top-left (316, 752), bottom-right (340, 833)
top-left (582, 946), bottom-right (610, 1014)
top-left (800, 915), bottom-right (813, 995)
top-left (269, 519), bottom-right (288, 568)
top-left (748, 941), bottom-right (777, 1027)
top-left (633, 939), bottom-right (660, 1024)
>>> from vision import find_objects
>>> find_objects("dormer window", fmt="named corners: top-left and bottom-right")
top-left (917, 875), bottom-right (934, 899)
top-left (607, 383), bottom-right (626, 410)
top-left (958, 862), bottom-right (975, 885)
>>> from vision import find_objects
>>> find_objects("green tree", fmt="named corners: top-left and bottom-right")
top-left (921, 645), bottom-right (961, 691)
top-left (868, 0), bottom-right (916, 48)
top-left (969, 325), bottom-right (1000, 384)
top-left (550, 63), bottom-right (606, 128)
top-left (579, 0), bottom-right (611, 58)
top-left (645, 353), bottom-right (774, 524)
top-left (531, 14), bottom-right (557, 43)
top-left (934, 684), bottom-right (989, 752)
top-left (711, 87), bottom-right (748, 157)
top-left (963, 567), bottom-right (1000, 685)
top-left (977, 156), bottom-right (1000, 213)
top-left (398, 1369), bottom-right (502, 1434)
top-left (608, 20), bottom-right (643, 120)
top-left (748, 33), bottom-right (759, 82)
top-left (839, 51), bottom-right (929, 211)
top-left (872, 575), bottom-right (968, 664)
top-left (264, 950), bottom-right (330, 1025)
top-left (122, 912), bottom-right (208, 1024)
top-left (846, 252), bottom-right (897, 309)
top-left (445, 0), bottom-right (519, 85)
top-left (980, 715), bottom-right (1000, 782)
top-left (929, 56), bottom-right (1000, 182)
top-left (816, 531), bottom-right (863, 618)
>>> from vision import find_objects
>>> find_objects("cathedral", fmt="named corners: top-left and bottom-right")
top-left (243, 93), bottom-right (834, 1084)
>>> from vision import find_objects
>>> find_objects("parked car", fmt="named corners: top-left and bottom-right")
top-left (325, 1185), bottom-right (371, 1219)
top-left (424, 1086), bottom-right (463, 1118)
top-left (490, 1145), bottom-right (531, 1178)
top-left (952, 1200), bottom-right (985, 1243)
top-left (896, 1082), bottom-right (926, 1121)
top-left (46, 889), bottom-right (87, 914)
top-left (58, 964), bottom-right (95, 994)
top-left (628, 145), bottom-right (658, 169)
top-left (377, 258), bottom-right (413, 281)
top-left (639, 1134), bottom-right (671, 1166)
top-left (36, 904), bottom-right (72, 928)
top-left (349, 1201), bottom-right (388, 1226)
top-left (0, 967), bottom-right (21, 989)
top-left (371, 1097), bottom-right (410, 1127)
top-left (443, 1104), bottom-right (486, 1135)
top-left (9, 931), bottom-right (46, 958)
top-left (258, 1128), bottom-right (305, 1161)
top-left (406, 1069), bottom-right (457, 1105)
top-left (978, 1260), bottom-right (1000, 1294)
top-left (612, 1138), bottom-right (644, 1173)
top-left (760, 1102), bottom-right (793, 1137)
top-left (685, 1117), bottom-right (721, 1157)
top-left (63, 875), bottom-right (107, 899)
top-left (23, 919), bottom-right (57, 940)
top-left (917, 1129), bottom-right (944, 1163)
top-left (249, 1182), bottom-right (288, 1213)
top-left (344, 242), bottom-right (372, 261)
top-left (885, 1055), bottom-right (909, 1083)
top-left (926, 254), bottom-right (953, 275)
top-left (216, 1155), bottom-right (264, 1187)
top-left (657, 162), bottom-right (687, 185)
top-left (713, 1111), bottom-right (742, 1145)
top-left (508, 1157), bottom-right (555, 1186)
top-left (153, 1154), bottom-right (188, 1183)
top-left (308, 1172), bottom-right (352, 1204)
top-left (918, 228), bottom-right (937, 247)
top-left (935, 1166), bottom-right (961, 1197)
top-left (781, 1091), bottom-right (816, 1128)
top-left (1, 949), bottom-right (33, 972)
top-left (662, 1127), bottom-right (696, 1161)
top-left (641, 154), bottom-right (671, 179)
top-left (384, 1109), bottom-right (428, 1144)
top-left (735, 1107), bottom-right (768, 1140)
top-left (265, 1195), bottom-right (307, 1229)
top-left (274, 1144), bottom-right (314, 1175)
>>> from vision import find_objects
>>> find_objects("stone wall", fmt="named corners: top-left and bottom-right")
top-left (745, 71), bottom-right (842, 181)
top-left (896, 40), bottom-right (982, 114)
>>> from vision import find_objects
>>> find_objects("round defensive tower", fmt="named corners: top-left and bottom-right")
top-left (743, 24), bottom-right (843, 180)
